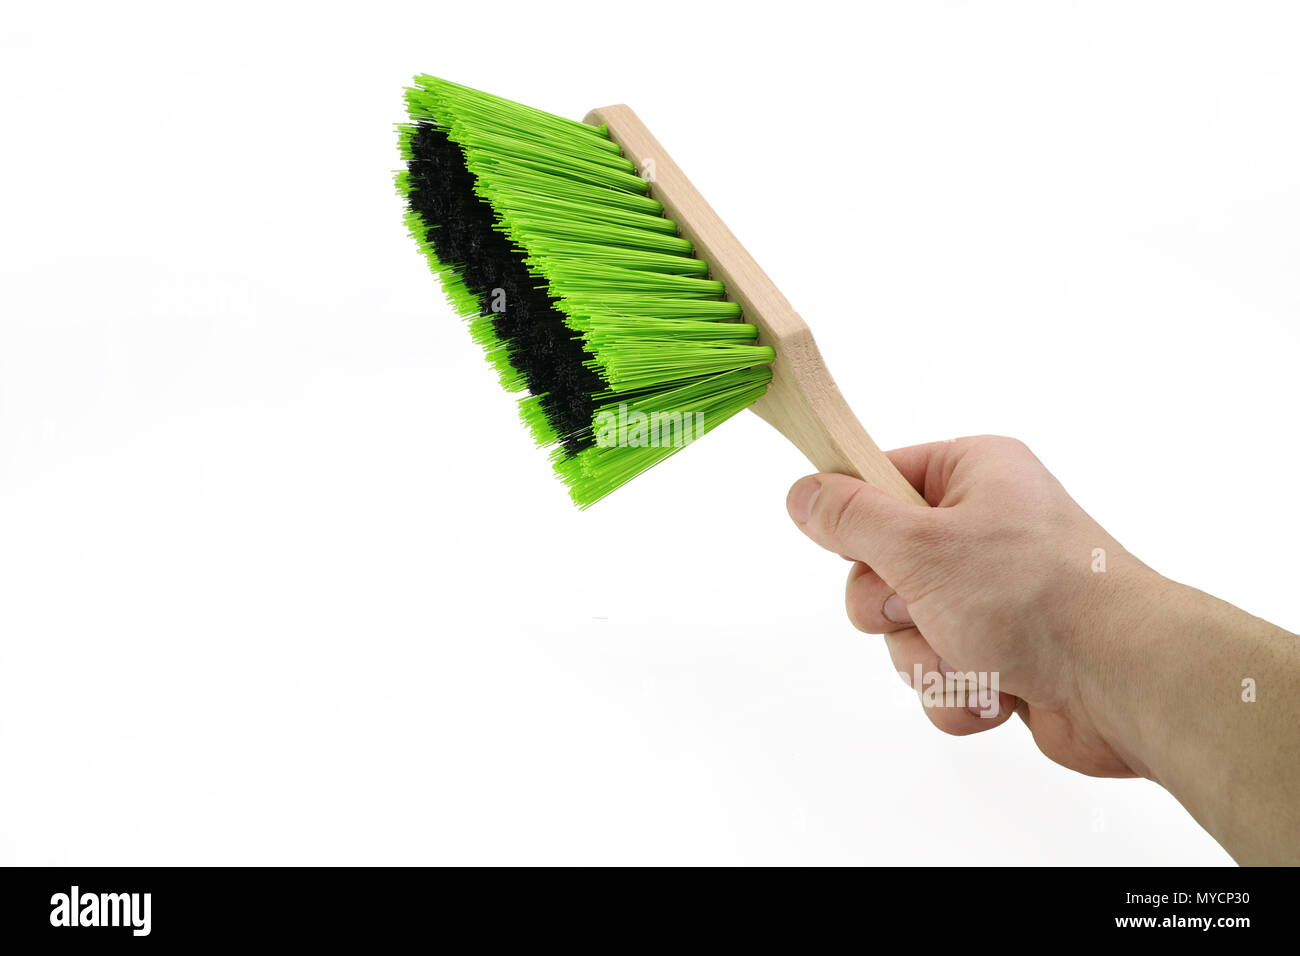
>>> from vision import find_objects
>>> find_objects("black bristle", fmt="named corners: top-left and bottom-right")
top-left (405, 121), bottom-right (601, 453)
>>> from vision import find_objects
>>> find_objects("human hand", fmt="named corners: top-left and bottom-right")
top-left (786, 436), bottom-right (1163, 778)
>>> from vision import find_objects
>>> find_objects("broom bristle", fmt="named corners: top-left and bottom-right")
top-left (397, 76), bottom-right (774, 507)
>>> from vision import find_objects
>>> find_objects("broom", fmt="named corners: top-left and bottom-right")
top-left (397, 76), bottom-right (925, 509)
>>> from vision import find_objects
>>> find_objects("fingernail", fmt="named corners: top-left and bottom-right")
top-left (969, 694), bottom-right (999, 719)
top-left (788, 479), bottom-right (821, 524)
top-left (882, 593), bottom-right (912, 625)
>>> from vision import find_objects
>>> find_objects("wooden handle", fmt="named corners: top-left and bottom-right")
top-left (585, 105), bottom-right (927, 507)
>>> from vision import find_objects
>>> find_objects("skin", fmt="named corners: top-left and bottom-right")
top-left (786, 436), bottom-right (1300, 865)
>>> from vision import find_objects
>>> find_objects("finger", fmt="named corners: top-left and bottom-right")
top-left (884, 630), bottom-right (1015, 736)
top-left (884, 439), bottom-right (971, 506)
top-left (787, 473), bottom-right (928, 573)
top-left (845, 562), bottom-right (914, 634)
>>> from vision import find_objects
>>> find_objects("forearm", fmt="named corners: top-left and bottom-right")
top-left (1082, 572), bottom-right (1300, 864)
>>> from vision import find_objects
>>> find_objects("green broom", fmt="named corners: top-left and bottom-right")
top-left (397, 76), bottom-right (925, 509)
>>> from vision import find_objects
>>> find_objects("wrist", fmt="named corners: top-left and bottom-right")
top-left (1069, 560), bottom-right (1184, 781)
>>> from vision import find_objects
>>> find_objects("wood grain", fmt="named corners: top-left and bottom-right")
top-left (585, 104), bottom-right (927, 506)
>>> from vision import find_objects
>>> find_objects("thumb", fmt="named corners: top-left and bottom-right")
top-left (787, 473), bottom-right (928, 577)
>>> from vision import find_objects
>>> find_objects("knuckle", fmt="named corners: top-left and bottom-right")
top-left (844, 587), bottom-right (878, 634)
top-left (988, 435), bottom-right (1033, 459)
top-left (843, 562), bottom-right (881, 633)
top-left (818, 482), bottom-right (866, 544)
top-left (924, 706), bottom-right (979, 737)
top-left (901, 514), bottom-right (955, 555)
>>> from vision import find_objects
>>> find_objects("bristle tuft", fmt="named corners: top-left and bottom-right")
top-left (398, 77), bottom-right (774, 505)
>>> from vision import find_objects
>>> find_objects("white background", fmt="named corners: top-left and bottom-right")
top-left (2, 1), bottom-right (1296, 865)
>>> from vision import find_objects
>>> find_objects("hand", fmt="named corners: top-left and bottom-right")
top-left (786, 436), bottom-right (1160, 778)
top-left (788, 434), bottom-right (1300, 862)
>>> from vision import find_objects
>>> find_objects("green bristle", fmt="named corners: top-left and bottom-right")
top-left (503, 218), bottom-right (695, 255)
top-left (399, 76), bottom-right (775, 507)
top-left (585, 342), bottom-right (777, 393)
top-left (469, 164), bottom-right (663, 216)
top-left (518, 393), bottom-right (561, 447)
top-left (397, 208), bottom-right (481, 320)
top-left (555, 294), bottom-right (742, 321)
top-left (466, 316), bottom-right (528, 393)
top-left (542, 263), bottom-right (726, 298)
top-left (557, 366), bottom-right (774, 507)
